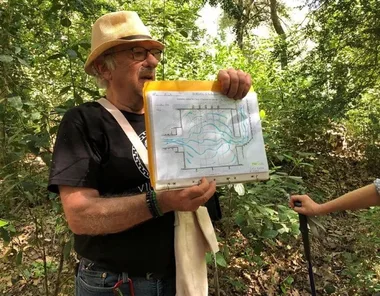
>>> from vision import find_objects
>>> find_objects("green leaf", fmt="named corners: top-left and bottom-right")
top-left (40, 152), bottom-right (52, 166)
top-left (78, 42), bottom-right (91, 50)
top-left (74, 92), bottom-right (83, 104)
top-left (180, 30), bottom-right (188, 38)
top-left (284, 275), bottom-right (294, 285)
top-left (17, 57), bottom-right (30, 67)
top-left (283, 154), bottom-right (296, 162)
top-left (67, 49), bottom-right (77, 59)
top-left (0, 219), bottom-right (9, 228)
top-left (59, 86), bottom-right (72, 95)
top-left (31, 112), bottom-right (41, 120)
top-left (261, 229), bottom-right (278, 239)
top-left (7, 224), bottom-right (16, 233)
top-left (0, 55), bottom-right (13, 63)
top-left (234, 214), bottom-right (246, 226)
top-left (205, 252), bottom-right (212, 264)
top-left (16, 250), bottom-right (23, 265)
top-left (259, 109), bottom-right (266, 119)
top-left (63, 240), bottom-right (72, 260)
top-left (79, 87), bottom-right (99, 97)
top-left (47, 53), bottom-right (64, 60)
top-left (54, 107), bottom-right (68, 115)
top-left (324, 284), bottom-right (336, 294)
top-left (0, 228), bottom-right (10, 243)
top-left (7, 96), bottom-right (23, 110)
top-left (288, 176), bottom-right (303, 182)
top-left (215, 252), bottom-right (227, 267)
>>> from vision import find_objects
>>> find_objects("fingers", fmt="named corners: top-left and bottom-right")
top-left (158, 178), bottom-right (217, 212)
top-left (217, 69), bottom-right (252, 100)
top-left (177, 178), bottom-right (216, 211)
top-left (289, 195), bottom-right (308, 206)
top-left (289, 194), bottom-right (320, 216)
top-left (217, 69), bottom-right (230, 95)
top-left (191, 179), bottom-right (216, 206)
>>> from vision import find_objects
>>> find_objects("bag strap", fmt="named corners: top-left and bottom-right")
top-left (97, 98), bottom-right (149, 168)
top-left (99, 98), bottom-right (220, 295)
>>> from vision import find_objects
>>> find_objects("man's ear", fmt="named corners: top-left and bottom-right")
top-left (93, 58), bottom-right (112, 81)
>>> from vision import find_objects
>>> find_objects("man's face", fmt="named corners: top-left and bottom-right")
top-left (108, 44), bottom-right (161, 99)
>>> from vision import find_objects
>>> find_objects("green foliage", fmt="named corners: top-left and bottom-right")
top-left (1, 0), bottom-right (380, 294)
top-left (340, 207), bottom-right (380, 293)
top-left (220, 174), bottom-right (304, 242)
top-left (280, 276), bottom-right (294, 293)
top-left (29, 261), bottom-right (58, 279)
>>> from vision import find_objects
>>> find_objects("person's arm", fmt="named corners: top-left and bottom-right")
top-left (290, 181), bottom-right (380, 216)
top-left (59, 177), bottom-right (216, 235)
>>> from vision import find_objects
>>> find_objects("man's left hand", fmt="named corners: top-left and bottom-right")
top-left (217, 68), bottom-right (252, 100)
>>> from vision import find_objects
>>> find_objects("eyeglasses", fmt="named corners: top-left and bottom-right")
top-left (110, 47), bottom-right (163, 62)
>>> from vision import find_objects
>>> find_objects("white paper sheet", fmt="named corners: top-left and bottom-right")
top-left (146, 90), bottom-right (269, 190)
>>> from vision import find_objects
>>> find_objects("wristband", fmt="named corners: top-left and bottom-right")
top-left (146, 190), bottom-right (163, 218)
top-left (374, 179), bottom-right (380, 196)
top-left (151, 191), bottom-right (163, 217)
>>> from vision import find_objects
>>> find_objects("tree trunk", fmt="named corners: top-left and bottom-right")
top-left (269, 0), bottom-right (288, 68)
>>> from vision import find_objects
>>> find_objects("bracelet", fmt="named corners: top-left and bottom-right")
top-left (151, 191), bottom-right (163, 217)
top-left (146, 190), bottom-right (163, 218)
top-left (374, 179), bottom-right (380, 196)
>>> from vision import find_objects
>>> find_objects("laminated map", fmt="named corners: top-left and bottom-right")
top-left (143, 81), bottom-right (269, 191)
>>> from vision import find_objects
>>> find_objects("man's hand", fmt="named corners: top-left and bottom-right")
top-left (157, 177), bottom-right (216, 212)
top-left (289, 195), bottom-right (322, 216)
top-left (217, 68), bottom-right (252, 100)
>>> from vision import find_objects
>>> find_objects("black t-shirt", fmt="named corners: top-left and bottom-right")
top-left (48, 101), bottom-right (175, 275)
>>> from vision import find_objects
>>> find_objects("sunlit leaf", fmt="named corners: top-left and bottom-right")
top-left (234, 183), bottom-right (245, 196)
top-left (0, 219), bottom-right (8, 228)
top-left (216, 252), bottom-right (227, 267)
top-left (259, 109), bottom-right (266, 119)
top-left (17, 57), bottom-right (30, 67)
top-left (0, 55), bottom-right (13, 63)
top-left (7, 96), bottom-right (23, 110)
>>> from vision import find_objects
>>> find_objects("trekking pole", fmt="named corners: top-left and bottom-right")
top-left (294, 201), bottom-right (317, 296)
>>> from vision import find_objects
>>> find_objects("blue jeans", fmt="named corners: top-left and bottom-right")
top-left (75, 259), bottom-right (176, 296)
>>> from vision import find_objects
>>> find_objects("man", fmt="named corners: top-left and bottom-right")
top-left (290, 179), bottom-right (380, 216)
top-left (48, 11), bottom-right (252, 296)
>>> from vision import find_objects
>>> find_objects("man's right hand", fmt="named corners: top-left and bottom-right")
top-left (157, 177), bottom-right (216, 212)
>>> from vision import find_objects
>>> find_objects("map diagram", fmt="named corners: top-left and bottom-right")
top-left (147, 91), bottom-right (268, 183)
top-left (161, 102), bottom-right (256, 171)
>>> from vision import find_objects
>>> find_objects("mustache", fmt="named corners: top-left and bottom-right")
top-left (139, 67), bottom-right (155, 78)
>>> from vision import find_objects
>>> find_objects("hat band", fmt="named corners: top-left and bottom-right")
top-left (120, 35), bottom-right (152, 41)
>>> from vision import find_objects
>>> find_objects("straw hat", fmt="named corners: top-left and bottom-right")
top-left (84, 11), bottom-right (164, 75)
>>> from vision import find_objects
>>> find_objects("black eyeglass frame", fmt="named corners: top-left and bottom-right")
top-left (105, 47), bottom-right (163, 62)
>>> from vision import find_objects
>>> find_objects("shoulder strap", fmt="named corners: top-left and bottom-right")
top-left (97, 98), bottom-right (149, 168)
